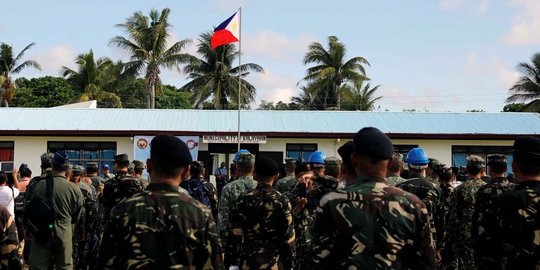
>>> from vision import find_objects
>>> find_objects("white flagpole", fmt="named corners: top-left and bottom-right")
top-left (237, 7), bottom-right (242, 151)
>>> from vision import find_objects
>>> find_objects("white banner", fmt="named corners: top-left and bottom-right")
top-left (202, 135), bottom-right (266, 144)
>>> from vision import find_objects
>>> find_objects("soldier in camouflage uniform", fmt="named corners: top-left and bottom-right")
top-left (0, 204), bottom-right (21, 269)
top-left (86, 162), bottom-right (105, 196)
top-left (396, 148), bottom-right (441, 246)
top-left (225, 156), bottom-right (295, 269)
top-left (427, 158), bottom-right (442, 185)
top-left (324, 157), bottom-right (342, 180)
top-left (274, 158), bottom-right (296, 193)
top-left (472, 154), bottom-right (515, 269)
top-left (130, 160), bottom-right (149, 188)
top-left (311, 127), bottom-right (436, 269)
top-left (485, 136), bottom-right (540, 269)
top-left (101, 154), bottom-right (144, 219)
top-left (218, 152), bottom-right (257, 242)
top-left (96, 135), bottom-right (223, 269)
top-left (386, 153), bottom-right (407, 186)
top-left (23, 153), bottom-right (54, 210)
top-left (69, 165), bottom-right (98, 270)
top-left (436, 166), bottom-right (458, 269)
top-left (337, 141), bottom-right (357, 187)
top-left (447, 155), bottom-right (486, 270)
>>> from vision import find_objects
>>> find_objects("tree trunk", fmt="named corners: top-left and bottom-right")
top-left (146, 81), bottom-right (155, 109)
top-left (336, 83), bottom-right (341, 110)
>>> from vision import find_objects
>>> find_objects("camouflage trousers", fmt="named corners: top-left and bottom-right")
top-left (456, 245), bottom-right (476, 270)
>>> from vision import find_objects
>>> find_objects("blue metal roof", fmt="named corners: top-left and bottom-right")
top-left (0, 108), bottom-right (538, 136)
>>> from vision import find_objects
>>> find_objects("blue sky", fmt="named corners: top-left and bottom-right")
top-left (2, 0), bottom-right (539, 111)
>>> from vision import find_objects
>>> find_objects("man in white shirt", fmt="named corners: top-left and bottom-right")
top-left (0, 171), bottom-right (20, 217)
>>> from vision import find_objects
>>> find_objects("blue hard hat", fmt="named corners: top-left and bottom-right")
top-left (233, 149), bottom-right (251, 164)
top-left (307, 151), bottom-right (326, 164)
top-left (406, 148), bottom-right (429, 165)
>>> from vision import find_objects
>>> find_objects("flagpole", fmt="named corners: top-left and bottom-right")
top-left (237, 7), bottom-right (242, 151)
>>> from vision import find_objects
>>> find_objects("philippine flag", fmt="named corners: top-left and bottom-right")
top-left (211, 11), bottom-right (240, 50)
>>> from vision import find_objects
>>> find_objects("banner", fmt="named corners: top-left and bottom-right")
top-left (202, 135), bottom-right (266, 144)
top-left (134, 135), bottom-right (200, 164)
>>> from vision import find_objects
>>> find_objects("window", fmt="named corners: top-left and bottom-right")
top-left (452, 145), bottom-right (513, 174)
top-left (48, 141), bottom-right (116, 171)
top-left (0, 142), bottom-right (14, 171)
top-left (393, 145), bottom-right (418, 155)
top-left (286, 143), bottom-right (317, 161)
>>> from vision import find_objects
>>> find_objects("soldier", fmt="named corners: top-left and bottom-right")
top-left (486, 136), bottom-right (540, 269)
top-left (218, 152), bottom-right (256, 243)
top-left (130, 160), bottom-right (149, 187)
top-left (101, 164), bottom-right (114, 181)
top-left (337, 141), bottom-right (356, 187)
top-left (386, 153), bottom-right (406, 186)
top-left (447, 155), bottom-right (486, 270)
top-left (0, 203), bottom-right (21, 269)
top-left (101, 154), bottom-right (144, 218)
top-left (472, 154), bottom-right (514, 269)
top-left (396, 148), bottom-right (441, 246)
top-left (311, 127), bottom-right (436, 269)
top-left (24, 153), bottom-right (54, 208)
top-left (96, 135), bottom-right (223, 269)
top-left (324, 157), bottom-right (342, 179)
top-left (69, 165), bottom-right (98, 270)
top-left (86, 162), bottom-right (105, 196)
top-left (436, 166), bottom-right (458, 269)
top-left (274, 158), bottom-right (296, 193)
top-left (307, 151), bottom-right (326, 176)
top-left (26, 151), bottom-right (84, 270)
top-left (225, 156), bottom-right (295, 269)
top-left (180, 161), bottom-right (218, 218)
top-left (427, 158), bottom-right (442, 184)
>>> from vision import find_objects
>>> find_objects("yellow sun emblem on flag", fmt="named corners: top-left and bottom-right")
top-left (231, 22), bottom-right (238, 32)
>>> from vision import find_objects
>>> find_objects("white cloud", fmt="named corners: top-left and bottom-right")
top-left (505, 0), bottom-right (540, 45)
top-left (243, 31), bottom-right (314, 61)
top-left (33, 44), bottom-right (77, 76)
top-left (438, 0), bottom-right (489, 14)
top-left (250, 70), bottom-right (298, 104)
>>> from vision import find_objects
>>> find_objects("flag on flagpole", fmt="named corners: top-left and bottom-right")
top-left (211, 11), bottom-right (240, 50)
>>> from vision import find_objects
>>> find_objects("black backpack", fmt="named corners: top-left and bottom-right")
top-left (184, 180), bottom-right (211, 208)
top-left (26, 175), bottom-right (56, 245)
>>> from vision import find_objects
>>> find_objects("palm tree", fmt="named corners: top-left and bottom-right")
top-left (110, 8), bottom-right (192, 109)
top-left (342, 81), bottom-right (382, 111)
top-left (62, 50), bottom-right (122, 108)
top-left (0, 43), bottom-right (41, 107)
top-left (181, 31), bottom-right (263, 109)
top-left (301, 36), bottom-right (369, 110)
top-left (507, 53), bottom-right (540, 112)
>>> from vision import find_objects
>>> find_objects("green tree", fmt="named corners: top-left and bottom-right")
top-left (301, 36), bottom-right (369, 110)
top-left (257, 100), bottom-right (275, 110)
top-left (0, 43), bottom-right (41, 107)
top-left (506, 52), bottom-right (540, 112)
top-left (341, 82), bottom-right (382, 111)
top-left (110, 8), bottom-right (192, 109)
top-left (182, 31), bottom-right (263, 109)
top-left (502, 103), bottom-right (526, 112)
top-left (12, 76), bottom-right (76, 107)
top-left (62, 50), bottom-right (122, 108)
top-left (156, 85), bottom-right (191, 109)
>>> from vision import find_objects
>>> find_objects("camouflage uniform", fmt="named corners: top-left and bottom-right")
top-left (437, 182), bottom-right (457, 270)
top-left (225, 183), bottom-right (295, 269)
top-left (447, 178), bottom-right (486, 270)
top-left (274, 175), bottom-right (295, 194)
top-left (396, 177), bottom-right (441, 245)
top-left (96, 183), bottom-right (223, 269)
top-left (472, 177), bottom-right (515, 269)
top-left (101, 171), bottom-right (144, 218)
top-left (490, 180), bottom-right (540, 269)
top-left (0, 204), bottom-right (20, 269)
top-left (386, 175), bottom-right (406, 186)
top-left (311, 176), bottom-right (437, 269)
top-left (88, 175), bottom-right (106, 191)
top-left (217, 175), bottom-right (257, 242)
top-left (73, 179), bottom-right (99, 270)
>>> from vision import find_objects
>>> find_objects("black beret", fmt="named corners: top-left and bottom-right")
top-left (53, 151), bottom-right (70, 167)
top-left (255, 156), bottom-right (279, 177)
top-left (150, 135), bottom-right (192, 167)
top-left (132, 160), bottom-right (145, 170)
top-left (338, 141), bottom-right (354, 166)
top-left (487, 154), bottom-right (507, 166)
top-left (114, 154), bottom-right (129, 163)
top-left (353, 127), bottom-right (394, 159)
top-left (86, 162), bottom-right (98, 171)
top-left (513, 136), bottom-right (540, 160)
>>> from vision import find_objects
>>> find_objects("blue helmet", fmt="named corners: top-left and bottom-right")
top-left (233, 149), bottom-right (251, 164)
top-left (406, 148), bottom-right (429, 165)
top-left (308, 151), bottom-right (326, 165)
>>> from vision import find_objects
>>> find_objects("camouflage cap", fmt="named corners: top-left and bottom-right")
top-left (284, 157), bottom-right (296, 166)
top-left (86, 162), bottom-right (99, 171)
top-left (72, 165), bottom-right (85, 173)
top-left (428, 158), bottom-right (442, 169)
top-left (467, 155), bottom-right (485, 168)
top-left (487, 154), bottom-right (507, 166)
top-left (324, 157), bottom-right (342, 168)
top-left (237, 152), bottom-right (255, 166)
top-left (40, 152), bottom-right (54, 166)
top-left (132, 160), bottom-right (145, 170)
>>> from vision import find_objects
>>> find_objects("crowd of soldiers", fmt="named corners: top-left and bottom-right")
top-left (0, 130), bottom-right (537, 269)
